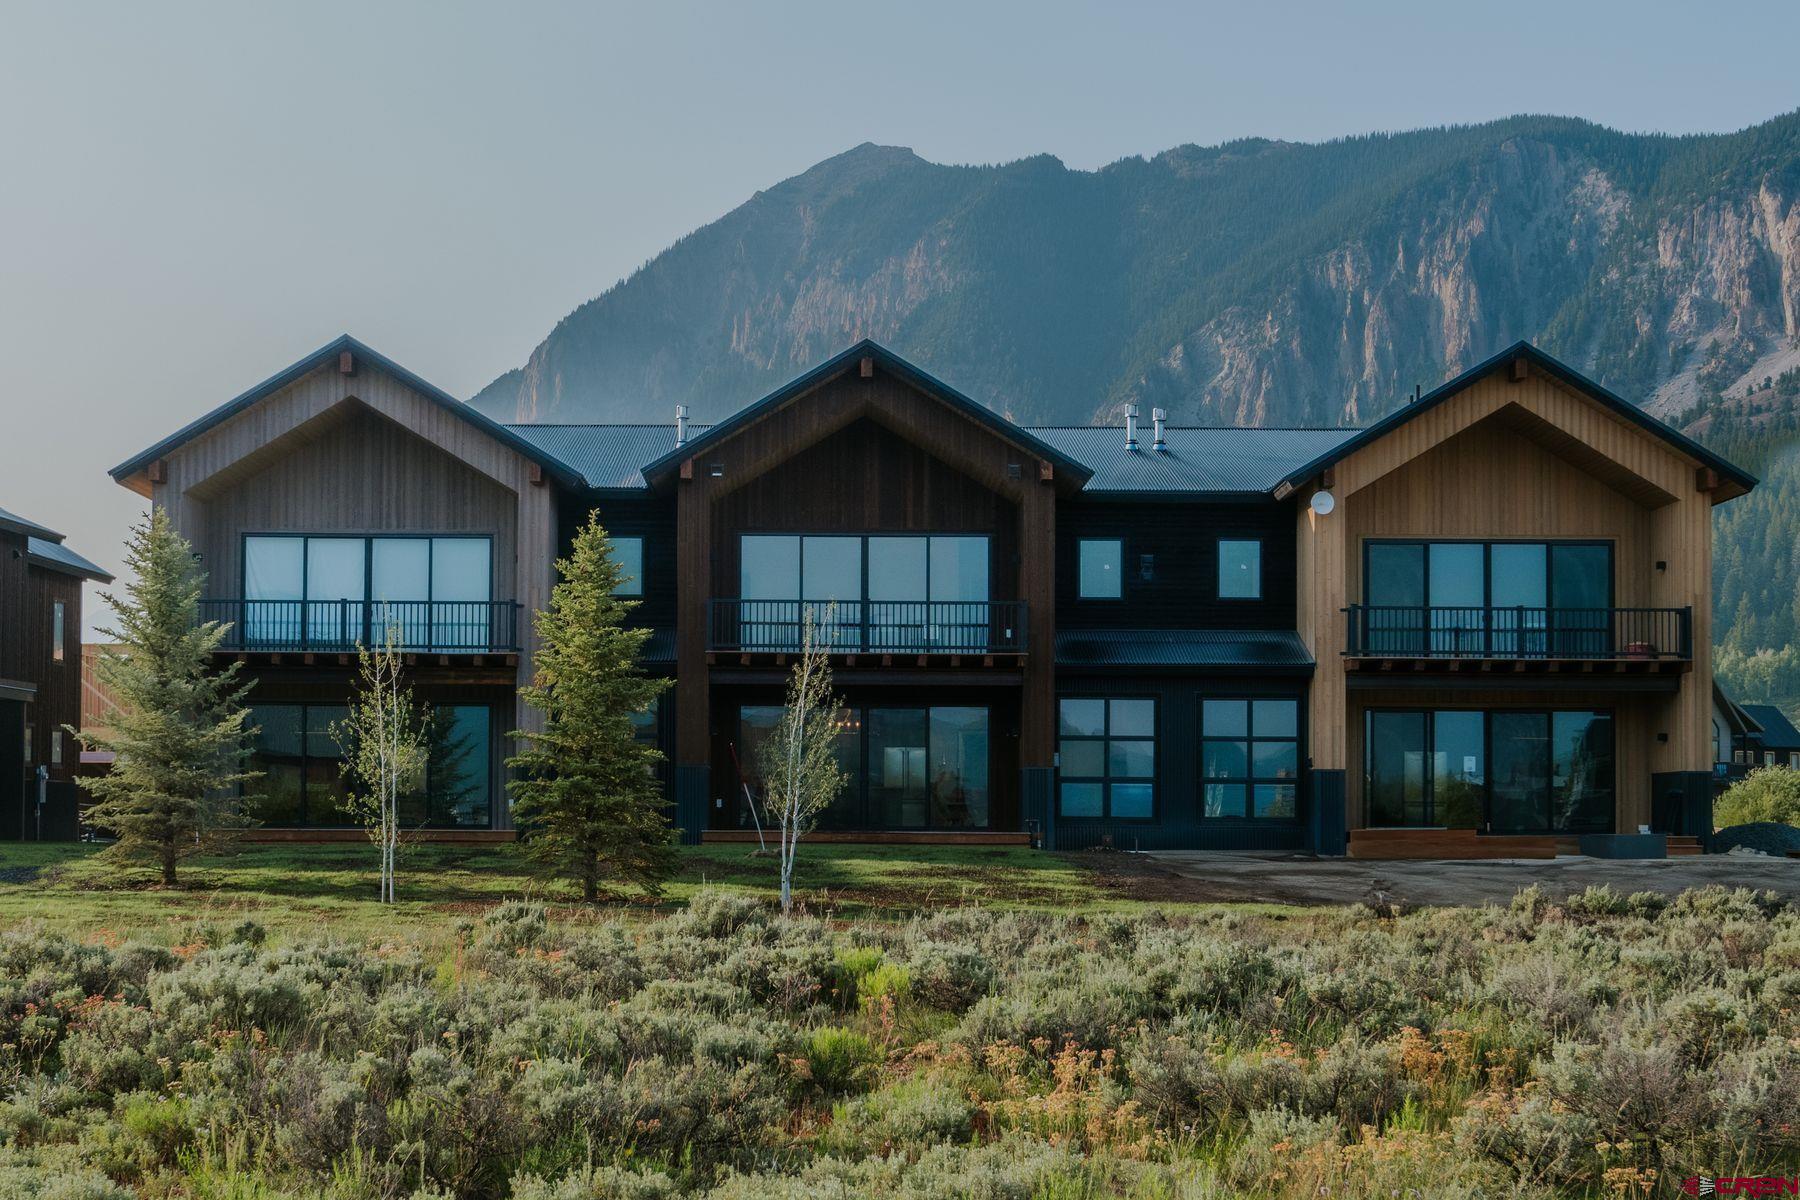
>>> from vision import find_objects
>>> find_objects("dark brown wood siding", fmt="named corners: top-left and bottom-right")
top-left (709, 420), bottom-right (1019, 601)
top-left (1056, 498), bottom-right (1296, 630)
top-left (23, 567), bottom-right (83, 783)
top-left (565, 494), bottom-right (678, 630)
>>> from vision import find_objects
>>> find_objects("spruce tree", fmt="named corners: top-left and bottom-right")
top-left (508, 514), bottom-right (675, 900)
top-left (75, 508), bottom-right (259, 884)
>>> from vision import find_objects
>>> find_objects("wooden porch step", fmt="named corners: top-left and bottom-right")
top-left (1666, 836), bottom-right (1704, 857)
top-left (1347, 828), bottom-right (1557, 860)
top-left (701, 829), bottom-right (1031, 847)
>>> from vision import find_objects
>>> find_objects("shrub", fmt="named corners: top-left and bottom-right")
top-left (904, 942), bottom-right (991, 1012)
top-left (804, 1026), bottom-right (882, 1094)
top-left (1716, 765), bottom-right (1800, 827)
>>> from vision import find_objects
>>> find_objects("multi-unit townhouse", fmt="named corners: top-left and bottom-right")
top-left (1, 505), bottom-right (112, 838)
top-left (108, 336), bottom-right (1753, 856)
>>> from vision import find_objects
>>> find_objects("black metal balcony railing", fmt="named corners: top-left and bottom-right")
top-left (1343, 605), bottom-right (1692, 661)
top-left (199, 599), bottom-right (521, 653)
top-left (709, 599), bottom-right (1027, 654)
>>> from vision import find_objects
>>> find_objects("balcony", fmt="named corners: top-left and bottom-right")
top-left (200, 599), bottom-right (521, 654)
top-left (708, 599), bottom-right (1027, 655)
top-left (1343, 605), bottom-right (1692, 664)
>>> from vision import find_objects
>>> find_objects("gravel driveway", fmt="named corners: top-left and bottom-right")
top-left (1129, 851), bottom-right (1800, 908)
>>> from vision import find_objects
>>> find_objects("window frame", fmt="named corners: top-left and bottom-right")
top-left (1362, 706), bottom-right (1616, 834)
top-left (1360, 538), bottom-right (1615, 609)
top-left (51, 600), bottom-right (65, 662)
top-left (1216, 538), bottom-right (1263, 601)
top-left (1077, 538), bottom-right (1124, 600)
top-left (1199, 695), bottom-right (1301, 821)
top-left (734, 532), bottom-right (993, 603)
top-left (1056, 695), bottom-right (1157, 822)
top-left (243, 700), bottom-right (494, 829)
top-left (611, 535), bottom-right (645, 597)
top-left (240, 532), bottom-right (496, 603)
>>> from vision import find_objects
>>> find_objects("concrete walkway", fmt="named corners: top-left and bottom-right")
top-left (1132, 850), bottom-right (1800, 908)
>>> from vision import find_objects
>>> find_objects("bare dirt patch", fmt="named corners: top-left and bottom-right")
top-left (1117, 851), bottom-right (1800, 908)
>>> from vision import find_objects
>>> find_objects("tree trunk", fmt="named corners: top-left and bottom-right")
top-left (161, 842), bottom-right (177, 887)
top-left (582, 855), bottom-right (598, 903)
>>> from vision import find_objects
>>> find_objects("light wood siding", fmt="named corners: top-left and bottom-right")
top-left (1297, 364), bottom-right (1724, 831)
top-left (147, 360), bottom-right (561, 822)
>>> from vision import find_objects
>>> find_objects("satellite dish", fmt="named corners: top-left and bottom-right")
top-left (1309, 490), bottom-right (1336, 515)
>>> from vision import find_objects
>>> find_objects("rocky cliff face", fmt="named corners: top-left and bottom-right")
top-left (471, 113), bottom-right (1800, 436)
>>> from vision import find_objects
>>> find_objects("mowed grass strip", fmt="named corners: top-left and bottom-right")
top-left (0, 840), bottom-right (1251, 943)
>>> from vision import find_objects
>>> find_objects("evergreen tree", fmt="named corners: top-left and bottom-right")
top-left (508, 514), bottom-right (674, 900)
top-left (75, 508), bottom-right (259, 885)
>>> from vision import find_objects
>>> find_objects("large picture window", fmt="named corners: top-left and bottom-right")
top-left (736, 704), bottom-right (988, 830)
top-left (737, 533), bottom-right (991, 650)
top-left (1364, 708), bottom-right (1613, 834)
top-left (246, 702), bottom-right (492, 828)
top-left (242, 534), bottom-right (492, 648)
top-left (1078, 539), bottom-right (1122, 599)
top-left (1362, 540), bottom-right (1613, 656)
top-left (1057, 697), bottom-right (1155, 820)
top-left (1217, 539), bottom-right (1262, 600)
top-left (1201, 698), bottom-right (1299, 819)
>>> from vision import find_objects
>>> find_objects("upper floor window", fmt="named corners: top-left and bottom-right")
top-left (1218, 539), bottom-right (1262, 600)
top-left (1078, 539), bottom-right (1122, 599)
top-left (1363, 540), bottom-right (1612, 656)
top-left (242, 534), bottom-right (492, 647)
top-left (613, 536), bottom-right (644, 596)
top-left (51, 601), bottom-right (65, 662)
top-left (1057, 697), bottom-right (1155, 820)
top-left (739, 534), bottom-right (989, 603)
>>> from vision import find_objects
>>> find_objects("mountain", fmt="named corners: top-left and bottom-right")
top-left (471, 113), bottom-right (1800, 711)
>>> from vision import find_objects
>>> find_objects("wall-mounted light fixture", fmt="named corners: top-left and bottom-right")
top-left (708, 462), bottom-right (724, 478)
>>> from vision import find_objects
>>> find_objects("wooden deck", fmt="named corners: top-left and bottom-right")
top-left (702, 829), bottom-right (1032, 847)
top-left (1348, 828), bottom-right (1558, 860)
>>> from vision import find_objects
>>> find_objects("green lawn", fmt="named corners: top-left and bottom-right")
top-left (0, 838), bottom-right (1195, 944)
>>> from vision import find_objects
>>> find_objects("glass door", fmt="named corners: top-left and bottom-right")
top-left (869, 708), bottom-right (929, 828)
top-left (1550, 545), bottom-right (1611, 657)
top-left (1366, 711), bottom-right (1428, 825)
top-left (1365, 543), bottom-right (1425, 654)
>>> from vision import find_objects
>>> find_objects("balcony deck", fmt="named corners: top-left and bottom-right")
top-left (707, 599), bottom-right (1027, 666)
top-left (200, 599), bottom-right (521, 656)
top-left (1343, 605), bottom-right (1691, 680)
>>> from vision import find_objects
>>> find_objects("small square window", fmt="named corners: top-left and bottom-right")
top-left (612, 537), bottom-right (644, 596)
top-left (1078, 539), bottom-right (1122, 599)
top-left (1218, 539), bottom-right (1262, 600)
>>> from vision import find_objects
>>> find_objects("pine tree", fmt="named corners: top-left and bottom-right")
top-left (508, 514), bottom-right (675, 901)
top-left (75, 508), bottom-right (259, 885)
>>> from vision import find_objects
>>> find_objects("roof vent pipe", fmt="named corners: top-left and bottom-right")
top-left (1124, 404), bottom-right (1140, 451)
top-left (675, 405), bottom-right (688, 447)
top-left (1152, 408), bottom-right (1167, 452)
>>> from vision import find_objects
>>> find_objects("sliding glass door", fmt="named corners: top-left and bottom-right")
top-left (737, 533), bottom-right (992, 650)
top-left (734, 703), bottom-right (989, 830)
top-left (242, 534), bottom-right (491, 649)
top-left (1362, 541), bottom-right (1613, 657)
top-left (1364, 708), bottom-right (1614, 833)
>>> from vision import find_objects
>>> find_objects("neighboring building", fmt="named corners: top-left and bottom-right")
top-left (109, 336), bottom-right (1752, 852)
top-left (0, 505), bottom-right (113, 838)
top-left (1737, 703), bottom-right (1800, 769)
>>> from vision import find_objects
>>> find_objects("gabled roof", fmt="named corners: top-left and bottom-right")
top-left (27, 537), bottom-right (113, 583)
top-left (1741, 704), bottom-right (1800, 751)
top-left (636, 340), bottom-right (1095, 488)
top-left (1274, 341), bottom-right (1757, 501)
top-left (0, 504), bottom-right (61, 540)
top-left (109, 335), bottom-right (586, 490)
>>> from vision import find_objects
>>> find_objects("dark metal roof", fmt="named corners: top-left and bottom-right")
top-left (504, 425), bottom-right (710, 491)
top-left (1275, 341), bottom-right (1758, 498)
top-left (27, 537), bottom-right (114, 583)
top-left (635, 340), bottom-right (1095, 488)
top-left (509, 421), bottom-right (1355, 495)
top-left (1055, 628), bottom-right (1314, 672)
top-left (0, 505), bottom-right (61, 540)
top-left (1029, 427), bottom-right (1358, 494)
top-left (1741, 704), bottom-right (1800, 751)
top-left (109, 335), bottom-right (586, 490)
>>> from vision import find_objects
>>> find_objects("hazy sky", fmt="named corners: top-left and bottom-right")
top-left (3, 0), bottom-right (1797, 632)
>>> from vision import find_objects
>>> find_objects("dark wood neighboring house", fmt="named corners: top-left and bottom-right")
top-left (0, 505), bottom-right (113, 839)
top-left (108, 336), bottom-right (1753, 854)
top-left (1737, 703), bottom-right (1800, 769)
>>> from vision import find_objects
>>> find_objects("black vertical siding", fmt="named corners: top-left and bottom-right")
top-left (564, 494), bottom-right (678, 630)
top-left (1055, 498), bottom-right (1297, 630)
